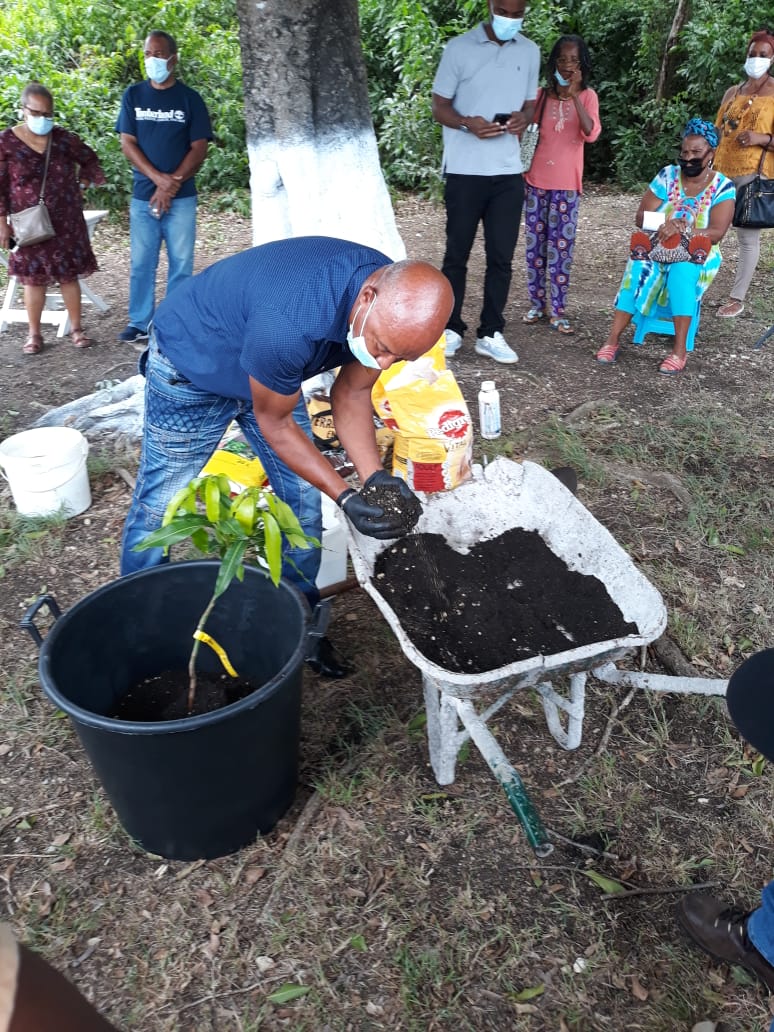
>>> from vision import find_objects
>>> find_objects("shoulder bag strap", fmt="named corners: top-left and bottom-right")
top-left (38, 136), bottom-right (52, 204)
top-left (533, 88), bottom-right (548, 126)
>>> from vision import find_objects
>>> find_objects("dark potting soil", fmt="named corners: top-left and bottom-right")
top-left (360, 481), bottom-right (422, 535)
top-left (108, 670), bottom-right (258, 722)
top-left (373, 529), bottom-right (638, 673)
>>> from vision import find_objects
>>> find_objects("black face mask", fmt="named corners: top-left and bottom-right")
top-left (678, 152), bottom-right (710, 177)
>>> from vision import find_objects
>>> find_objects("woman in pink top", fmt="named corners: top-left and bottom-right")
top-left (522, 36), bottom-right (601, 334)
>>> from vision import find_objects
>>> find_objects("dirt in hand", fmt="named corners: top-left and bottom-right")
top-left (109, 669), bottom-right (258, 722)
top-left (360, 480), bottom-right (423, 534)
top-left (373, 529), bottom-right (638, 673)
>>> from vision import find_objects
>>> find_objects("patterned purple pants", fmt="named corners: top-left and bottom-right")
top-left (524, 186), bottom-right (581, 317)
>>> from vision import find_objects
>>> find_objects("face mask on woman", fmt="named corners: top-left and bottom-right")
top-left (678, 155), bottom-right (709, 178)
top-left (27, 115), bottom-right (54, 135)
top-left (145, 56), bottom-right (172, 85)
top-left (744, 55), bottom-right (772, 79)
top-left (554, 70), bottom-right (571, 87)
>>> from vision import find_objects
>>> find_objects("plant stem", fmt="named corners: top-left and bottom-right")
top-left (188, 591), bottom-right (218, 712)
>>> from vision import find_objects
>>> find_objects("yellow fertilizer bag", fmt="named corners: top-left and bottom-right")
top-left (372, 338), bottom-right (473, 492)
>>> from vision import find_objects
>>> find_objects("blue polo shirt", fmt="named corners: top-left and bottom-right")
top-left (433, 23), bottom-right (540, 175)
top-left (153, 237), bottom-right (392, 400)
top-left (115, 79), bottom-right (212, 200)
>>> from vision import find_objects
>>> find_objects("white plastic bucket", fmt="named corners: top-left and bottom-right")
top-left (316, 493), bottom-right (348, 589)
top-left (0, 426), bottom-right (91, 518)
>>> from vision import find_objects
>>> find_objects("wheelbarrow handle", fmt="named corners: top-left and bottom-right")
top-left (19, 594), bottom-right (62, 648)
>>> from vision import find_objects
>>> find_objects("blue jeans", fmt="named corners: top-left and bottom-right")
top-left (128, 195), bottom-right (197, 332)
top-left (747, 882), bottom-right (774, 1032)
top-left (120, 337), bottom-right (322, 605)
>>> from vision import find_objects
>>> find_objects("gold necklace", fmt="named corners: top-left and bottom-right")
top-left (722, 79), bottom-right (769, 134)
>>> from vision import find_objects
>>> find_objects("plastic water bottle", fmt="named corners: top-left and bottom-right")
top-left (478, 380), bottom-right (501, 439)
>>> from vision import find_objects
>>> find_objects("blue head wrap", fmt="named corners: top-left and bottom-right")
top-left (682, 118), bottom-right (719, 149)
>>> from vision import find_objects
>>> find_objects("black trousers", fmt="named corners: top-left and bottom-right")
top-left (441, 173), bottom-right (524, 340)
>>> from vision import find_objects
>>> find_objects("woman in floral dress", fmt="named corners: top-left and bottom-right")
top-left (0, 82), bottom-right (106, 354)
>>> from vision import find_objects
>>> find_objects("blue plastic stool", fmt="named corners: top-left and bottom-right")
top-left (632, 301), bottom-right (701, 353)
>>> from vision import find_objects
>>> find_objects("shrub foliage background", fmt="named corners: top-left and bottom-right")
top-left (0, 0), bottom-right (765, 208)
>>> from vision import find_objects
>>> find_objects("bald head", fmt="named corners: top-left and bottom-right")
top-left (354, 260), bottom-right (453, 365)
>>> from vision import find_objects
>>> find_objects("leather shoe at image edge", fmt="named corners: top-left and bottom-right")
top-left (677, 893), bottom-right (774, 992)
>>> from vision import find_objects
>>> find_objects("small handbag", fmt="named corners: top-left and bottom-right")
top-left (9, 137), bottom-right (55, 247)
top-left (519, 91), bottom-right (547, 173)
top-left (630, 229), bottom-right (711, 265)
top-left (733, 147), bottom-right (774, 229)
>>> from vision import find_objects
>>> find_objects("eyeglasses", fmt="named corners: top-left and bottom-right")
top-left (556, 58), bottom-right (581, 67)
top-left (24, 104), bottom-right (54, 118)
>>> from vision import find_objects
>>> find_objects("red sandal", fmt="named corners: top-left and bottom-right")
top-left (22, 333), bottom-right (43, 355)
top-left (658, 353), bottom-right (688, 376)
top-left (71, 327), bottom-right (92, 349)
top-left (595, 342), bottom-right (621, 364)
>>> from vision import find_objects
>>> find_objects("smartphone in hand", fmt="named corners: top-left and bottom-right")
top-left (493, 113), bottom-right (510, 125)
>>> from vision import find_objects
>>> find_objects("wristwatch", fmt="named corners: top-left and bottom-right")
top-left (459, 118), bottom-right (469, 133)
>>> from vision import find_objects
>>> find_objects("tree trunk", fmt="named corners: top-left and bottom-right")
top-left (655, 0), bottom-right (691, 102)
top-left (235, 0), bottom-right (405, 259)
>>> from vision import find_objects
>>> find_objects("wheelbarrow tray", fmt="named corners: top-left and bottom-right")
top-left (346, 458), bottom-right (667, 698)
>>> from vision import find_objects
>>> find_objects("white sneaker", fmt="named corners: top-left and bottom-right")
top-left (474, 331), bottom-right (518, 364)
top-left (444, 328), bottom-right (463, 357)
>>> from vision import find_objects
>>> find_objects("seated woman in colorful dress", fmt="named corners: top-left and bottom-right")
top-left (594, 119), bottom-right (735, 375)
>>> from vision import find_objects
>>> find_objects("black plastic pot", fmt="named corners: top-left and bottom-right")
top-left (22, 562), bottom-right (308, 861)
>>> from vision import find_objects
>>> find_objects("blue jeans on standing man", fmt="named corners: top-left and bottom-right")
top-left (120, 335), bottom-right (323, 606)
top-left (128, 195), bottom-right (197, 332)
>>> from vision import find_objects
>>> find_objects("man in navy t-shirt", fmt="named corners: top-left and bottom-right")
top-left (120, 237), bottom-right (453, 676)
top-left (115, 29), bottom-right (212, 344)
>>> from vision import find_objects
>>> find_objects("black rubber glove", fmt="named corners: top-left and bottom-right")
top-left (362, 469), bottom-right (416, 501)
top-left (361, 469), bottom-right (423, 532)
top-left (336, 488), bottom-right (412, 540)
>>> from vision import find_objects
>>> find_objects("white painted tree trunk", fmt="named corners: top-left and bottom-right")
top-left (235, 0), bottom-right (405, 259)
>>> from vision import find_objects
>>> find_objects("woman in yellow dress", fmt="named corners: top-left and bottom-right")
top-left (713, 29), bottom-right (774, 318)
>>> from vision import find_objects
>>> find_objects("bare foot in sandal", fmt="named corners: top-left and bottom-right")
top-left (71, 327), bottom-right (93, 349)
top-left (23, 333), bottom-right (43, 355)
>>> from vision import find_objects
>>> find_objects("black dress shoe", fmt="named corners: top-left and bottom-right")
top-left (305, 636), bottom-right (351, 679)
top-left (677, 893), bottom-right (774, 991)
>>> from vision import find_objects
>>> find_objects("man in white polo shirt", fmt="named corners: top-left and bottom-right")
top-left (432, 0), bottom-right (539, 364)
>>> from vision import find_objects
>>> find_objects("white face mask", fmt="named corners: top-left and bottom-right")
top-left (145, 56), bottom-right (172, 84)
top-left (347, 295), bottom-right (380, 369)
top-left (745, 55), bottom-right (772, 79)
top-left (491, 13), bottom-right (523, 41)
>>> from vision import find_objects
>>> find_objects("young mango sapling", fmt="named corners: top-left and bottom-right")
top-left (134, 475), bottom-right (318, 713)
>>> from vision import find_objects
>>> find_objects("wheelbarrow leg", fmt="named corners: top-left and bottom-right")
top-left (535, 671), bottom-right (587, 750)
top-left (455, 699), bottom-right (553, 857)
top-left (423, 674), bottom-right (467, 785)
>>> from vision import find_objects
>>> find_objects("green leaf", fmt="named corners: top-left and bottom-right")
top-left (512, 984), bottom-right (544, 1001)
top-left (267, 983), bottom-right (310, 1004)
top-left (407, 711), bottom-right (427, 732)
top-left (262, 511), bottom-right (283, 585)
top-left (583, 868), bottom-right (626, 895)
top-left (349, 934), bottom-right (367, 951)
top-left (457, 739), bottom-right (471, 764)
top-left (214, 540), bottom-right (247, 599)
top-left (133, 514), bottom-right (209, 551)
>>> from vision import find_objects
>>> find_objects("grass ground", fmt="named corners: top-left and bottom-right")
top-left (0, 195), bottom-right (772, 1030)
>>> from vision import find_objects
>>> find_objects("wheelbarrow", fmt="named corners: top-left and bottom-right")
top-left (345, 458), bottom-right (728, 856)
